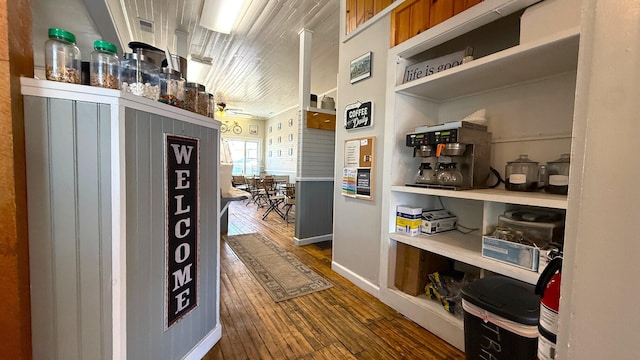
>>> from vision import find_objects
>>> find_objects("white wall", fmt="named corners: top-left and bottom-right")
top-left (332, 13), bottom-right (390, 290)
top-left (264, 107), bottom-right (298, 181)
top-left (559, 0), bottom-right (640, 358)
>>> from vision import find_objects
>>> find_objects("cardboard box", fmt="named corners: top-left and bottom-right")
top-left (396, 216), bottom-right (421, 236)
top-left (481, 236), bottom-right (540, 272)
top-left (421, 209), bottom-right (457, 235)
top-left (394, 243), bottom-right (450, 296)
top-left (396, 205), bottom-right (422, 216)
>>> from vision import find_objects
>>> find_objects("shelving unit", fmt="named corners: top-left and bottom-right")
top-left (379, 0), bottom-right (580, 352)
top-left (395, 28), bottom-right (580, 101)
top-left (391, 185), bottom-right (568, 209)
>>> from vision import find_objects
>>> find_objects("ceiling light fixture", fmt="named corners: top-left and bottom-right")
top-left (187, 56), bottom-right (212, 83)
top-left (199, 0), bottom-right (247, 34)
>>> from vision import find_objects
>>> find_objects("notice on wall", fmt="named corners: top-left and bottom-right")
top-left (165, 134), bottom-right (200, 328)
top-left (342, 137), bottom-right (375, 200)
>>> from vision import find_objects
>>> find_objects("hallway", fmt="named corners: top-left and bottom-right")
top-left (205, 201), bottom-right (464, 359)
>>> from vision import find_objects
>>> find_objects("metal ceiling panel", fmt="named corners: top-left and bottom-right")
top-left (32, 0), bottom-right (339, 119)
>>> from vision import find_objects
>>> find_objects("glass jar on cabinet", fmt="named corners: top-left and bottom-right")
top-left (184, 82), bottom-right (200, 113)
top-left (208, 93), bottom-right (215, 118)
top-left (90, 40), bottom-right (119, 89)
top-left (45, 28), bottom-right (81, 84)
top-left (119, 53), bottom-right (160, 100)
top-left (196, 85), bottom-right (209, 116)
top-left (158, 67), bottom-right (185, 108)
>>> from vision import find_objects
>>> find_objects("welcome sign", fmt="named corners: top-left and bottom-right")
top-left (165, 134), bottom-right (199, 328)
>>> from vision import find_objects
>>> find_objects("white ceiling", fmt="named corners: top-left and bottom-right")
top-left (31, 0), bottom-right (341, 119)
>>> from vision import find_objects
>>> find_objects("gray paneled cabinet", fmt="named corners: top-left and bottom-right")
top-left (22, 78), bottom-right (221, 360)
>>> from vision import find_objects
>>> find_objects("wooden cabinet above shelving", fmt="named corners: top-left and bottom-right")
top-left (306, 109), bottom-right (336, 131)
top-left (346, 0), bottom-right (395, 35)
top-left (390, 0), bottom-right (485, 47)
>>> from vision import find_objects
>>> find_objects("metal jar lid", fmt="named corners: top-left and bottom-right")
top-left (185, 82), bottom-right (206, 92)
top-left (160, 67), bottom-right (183, 79)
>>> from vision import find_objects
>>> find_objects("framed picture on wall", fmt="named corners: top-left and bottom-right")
top-left (288, 133), bottom-right (293, 142)
top-left (249, 125), bottom-right (258, 135)
top-left (288, 148), bottom-right (293, 156)
top-left (350, 51), bottom-right (372, 84)
top-left (277, 122), bottom-right (282, 130)
top-left (288, 118), bottom-right (293, 127)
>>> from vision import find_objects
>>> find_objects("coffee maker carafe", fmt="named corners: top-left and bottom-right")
top-left (406, 121), bottom-right (491, 190)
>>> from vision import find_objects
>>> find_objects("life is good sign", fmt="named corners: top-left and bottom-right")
top-left (165, 134), bottom-right (199, 328)
top-left (402, 49), bottom-right (466, 84)
top-left (344, 101), bottom-right (373, 130)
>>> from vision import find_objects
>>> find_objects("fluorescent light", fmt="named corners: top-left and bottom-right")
top-left (187, 56), bottom-right (212, 83)
top-left (199, 0), bottom-right (246, 34)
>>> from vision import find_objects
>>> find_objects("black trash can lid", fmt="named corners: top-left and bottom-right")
top-left (461, 276), bottom-right (540, 325)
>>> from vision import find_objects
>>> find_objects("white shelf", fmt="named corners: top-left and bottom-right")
top-left (387, 287), bottom-right (464, 329)
top-left (395, 28), bottom-right (580, 101)
top-left (390, 231), bottom-right (540, 285)
top-left (391, 185), bottom-right (568, 209)
top-left (305, 106), bottom-right (336, 115)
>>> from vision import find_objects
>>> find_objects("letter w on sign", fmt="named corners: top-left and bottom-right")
top-left (165, 134), bottom-right (200, 328)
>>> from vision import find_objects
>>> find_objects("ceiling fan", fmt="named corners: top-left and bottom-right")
top-left (215, 102), bottom-right (253, 117)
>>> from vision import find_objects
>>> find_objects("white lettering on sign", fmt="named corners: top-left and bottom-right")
top-left (170, 144), bottom-right (194, 164)
top-left (348, 107), bottom-right (368, 118)
top-left (172, 263), bottom-right (193, 291)
top-left (175, 288), bottom-right (191, 314)
top-left (174, 195), bottom-right (191, 215)
top-left (175, 170), bottom-right (191, 189)
top-left (175, 218), bottom-right (191, 238)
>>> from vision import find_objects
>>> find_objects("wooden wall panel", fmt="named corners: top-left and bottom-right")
top-left (0, 0), bottom-right (34, 358)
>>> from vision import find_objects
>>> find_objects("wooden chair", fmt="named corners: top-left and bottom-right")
top-left (282, 183), bottom-right (296, 225)
top-left (232, 175), bottom-right (248, 190)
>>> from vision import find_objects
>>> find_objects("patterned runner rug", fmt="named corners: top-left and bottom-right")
top-left (225, 233), bottom-right (333, 302)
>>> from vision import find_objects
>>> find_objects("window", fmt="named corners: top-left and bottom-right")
top-left (227, 139), bottom-right (260, 175)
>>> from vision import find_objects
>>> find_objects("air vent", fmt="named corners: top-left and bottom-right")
top-left (138, 18), bottom-right (154, 33)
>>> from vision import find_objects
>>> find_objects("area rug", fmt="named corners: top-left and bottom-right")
top-left (226, 233), bottom-right (333, 302)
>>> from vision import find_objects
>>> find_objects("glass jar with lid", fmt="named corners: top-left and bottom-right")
top-left (45, 28), bottom-right (81, 84)
top-left (90, 40), bottom-right (119, 89)
top-left (184, 82), bottom-right (205, 113)
top-left (207, 93), bottom-right (215, 118)
top-left (505, 154), bottom-right (541, 192)
top-left (196, 85), bottom-right (209, 116)
top-left (545, 154), bottom-right (570, 195)
top-left (119, 53), bottom-right (160, 100)
top-left (158, 68), bottom-right (185, 108)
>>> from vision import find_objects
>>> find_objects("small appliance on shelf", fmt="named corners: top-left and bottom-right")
top-left (406, 121), bottom-right (492, 190)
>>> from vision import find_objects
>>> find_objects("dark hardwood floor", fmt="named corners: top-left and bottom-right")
top-left (204, 200), bottom-right (464, 360)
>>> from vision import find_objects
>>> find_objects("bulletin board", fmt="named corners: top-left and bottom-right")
top-left (342, 136), bottom-right (375, 200)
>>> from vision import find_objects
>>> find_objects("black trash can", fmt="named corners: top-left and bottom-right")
top-left (461, 276), bottom-right (539, 359)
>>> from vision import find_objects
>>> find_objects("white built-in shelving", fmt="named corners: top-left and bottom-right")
top-left (380, 0), bottom-right (581, 352)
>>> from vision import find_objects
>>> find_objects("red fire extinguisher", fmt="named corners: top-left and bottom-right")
top-left (535, 255), bottom-right (562, 360)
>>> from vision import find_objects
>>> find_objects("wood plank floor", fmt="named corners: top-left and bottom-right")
top-left (204, 201), bottom-right (464, 360)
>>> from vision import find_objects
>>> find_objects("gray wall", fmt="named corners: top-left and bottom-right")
top-left (332, 14), bottom-right (390, 286)
top-left (24, 97), bottom-right (113, 360)
top-left (125, 108), bottom-right (219, 360)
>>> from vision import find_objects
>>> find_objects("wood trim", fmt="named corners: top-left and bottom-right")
top-left (0, 0), bottom-right (34, 358)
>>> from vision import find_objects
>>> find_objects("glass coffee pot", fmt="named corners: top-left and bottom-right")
top-left (416, 162), bottom-right (436, 184)
top-left (505, 154), bottom-right (542, 192)
top-left (436, 163), bottom-right (464, 187)
top-left (546, 154), bottom-right (570, 195)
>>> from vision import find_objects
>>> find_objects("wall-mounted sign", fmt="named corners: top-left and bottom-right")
top-left (402, 47), bottom-right (472, 84)
top-left (165, 134), bottom-right (199, 328)
top-left (344, 101), bottom-right (373, 130)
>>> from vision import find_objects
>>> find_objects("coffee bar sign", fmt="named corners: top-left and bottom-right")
top-left (165, 134), bottom-right (199, 328)
top-left (344, 100), bottom-right (373, 130)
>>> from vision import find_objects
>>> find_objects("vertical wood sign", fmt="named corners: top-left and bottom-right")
top-left (165, 134), bottom-right (200, 328)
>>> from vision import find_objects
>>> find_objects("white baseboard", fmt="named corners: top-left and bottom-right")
top-left (182, 323), bottom-right (222, 360)
top-left (294, 233), bottom-right (333, 246)
top-left (331, 261), bottom-right (381, 298)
